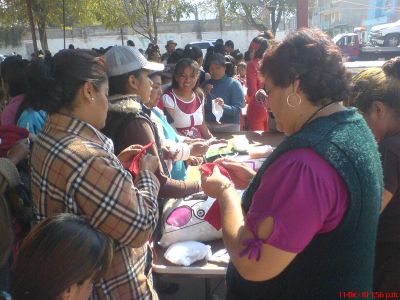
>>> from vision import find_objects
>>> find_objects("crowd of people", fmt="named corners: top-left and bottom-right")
top-left (0, 27), bottom-right (399, 300)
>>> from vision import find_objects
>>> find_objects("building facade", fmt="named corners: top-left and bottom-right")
top-left (310, 0), bottom-right (369, 36)
top-left (363, 0), bottom-right (400, 29)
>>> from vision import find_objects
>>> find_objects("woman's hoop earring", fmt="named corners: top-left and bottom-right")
top-left (286, 93), bottom-right (302, 108)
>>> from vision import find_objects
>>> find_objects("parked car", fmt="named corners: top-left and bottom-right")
top-left (189, 40), bottom-right (216, 55)
top-left (369, 20), bottom-right (400, 47)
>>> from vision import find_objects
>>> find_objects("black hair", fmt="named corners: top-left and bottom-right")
top-left (251, 36), bottom-right (269, 59)
top-left (127, 40), bottom-right (135, 47)
top-left (12, 214), bottom-right (113, 300)
top-left (108, 69), bottom-right (142, 96)
top-left (203, 46), bottom-right (215, 72)
top-left (216, 38), bottom-right (224, 45)
top-left (27, 49), bottom-right (107, 113)
top-left (208, 53), bottom-right (226, 67)
top-left (0, 56), bottom-right (28, 97)
top-left (183, 45), bottom-right (203, 61)
top-left (244, 50), bottom-right (251, 62)
top-left (17, 59), bottom-right (54, 118)
top-left (171, 58), bottom-right (203, 99)
top-left (214, 43), bottom-right (225, 55)
top-left (224, 55), bottom-right (235, 77)
top-left (225, 40), bottom-right (234, 49)
top-left (149, 71), bottom-right (162, 79)
top-left (231, 49), bottom-right (243, 62)
top-left (167, 48), bottom-right (184, 64)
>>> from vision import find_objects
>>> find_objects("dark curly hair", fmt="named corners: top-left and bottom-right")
top-left (349, 57), bottom-right (400, 117)
top-left (259, 28), bottom-right (351, 106)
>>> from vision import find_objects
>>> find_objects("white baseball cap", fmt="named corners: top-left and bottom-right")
top-left (104, 45), bottom-right (164, 77)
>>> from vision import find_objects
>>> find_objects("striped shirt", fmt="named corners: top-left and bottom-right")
top-left (30, 113), bottom-right (160, 299)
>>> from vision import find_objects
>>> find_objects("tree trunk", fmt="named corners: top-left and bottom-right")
top-left (217, 0), bottom-right (225, 31)
top-left (37, 20), bottom-right (48, 50)
top-left (152, 0), bottom-right (160, 44)
top-left (25, 0), bottom-right (38, 55)
top-left (270, 6), bottom-right (283, 35)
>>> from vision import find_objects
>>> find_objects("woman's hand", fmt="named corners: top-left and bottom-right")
top-left (7, 139), bottom-right (30, 165)
top-left (215, 98), bottom-right (224, 107)
top-left (190, 142), bottom-right (209, 157)
top-left (201, 166), bottom-right (232, 198)
top-left (139, 154), bottom-right (159, 173)
top-left (214, 158), bottom-right (256, 190)
top-left (162, 145), bottom-right (180, 161)
top-left (185, 156), bottom-right (204, 166)
top-left (117, 145), bottom-right (143, 169)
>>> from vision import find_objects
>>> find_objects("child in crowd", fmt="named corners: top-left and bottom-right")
top-left (12, 214), bottom-right (113, 300)
top-left (162, 58), bottom-right (213, 139)
top-left (234, 62), bottom-right (247, 92)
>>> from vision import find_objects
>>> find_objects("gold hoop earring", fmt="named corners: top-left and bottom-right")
top-left (286, 93), bottom-right (301, 108)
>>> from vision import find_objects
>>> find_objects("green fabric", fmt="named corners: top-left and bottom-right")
top-left (228, 108), bottom-right (383, 299)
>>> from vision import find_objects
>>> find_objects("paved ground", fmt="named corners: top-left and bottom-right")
top-left (155, 275), bottom-right (226, 300)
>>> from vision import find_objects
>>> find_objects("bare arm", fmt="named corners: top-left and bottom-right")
top-left (123, 119), bottom-right (200, 198)
top-left (201, 167), bottom-right (297, 281)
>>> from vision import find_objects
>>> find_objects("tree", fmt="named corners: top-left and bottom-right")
top-left (0, 0), bottom-right (97, 51)
top-left (93, 0), bottom-right (194, 44)
top-left (226, 0), bottom-right (297, 35)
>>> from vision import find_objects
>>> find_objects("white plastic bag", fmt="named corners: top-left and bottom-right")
top-left (232, 135), bottom-right (250, 152)
top-left (212, 99), bottom-right (223, 124)
top-left (164, 241), bottom-right (212, 266)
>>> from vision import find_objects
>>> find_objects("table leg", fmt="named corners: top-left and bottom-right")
top-left (205, 278), bottom-right (212, 300)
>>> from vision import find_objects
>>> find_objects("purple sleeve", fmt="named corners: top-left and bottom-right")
top-left (240, 148), bottom-right (348, 260)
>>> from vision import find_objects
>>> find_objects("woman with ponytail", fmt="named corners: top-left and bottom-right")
top-left (29, 49), bottom-right (161, 299)
top-left (350, 57), bottom-right (400, 291)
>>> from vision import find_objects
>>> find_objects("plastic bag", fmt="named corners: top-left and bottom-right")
top-left (212, 99), bottom-right (223, 124)
top-left (164, 241), bottom-right (212, 266)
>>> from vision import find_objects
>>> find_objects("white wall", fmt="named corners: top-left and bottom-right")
top-left (1, 29), bottom-right (263, 59)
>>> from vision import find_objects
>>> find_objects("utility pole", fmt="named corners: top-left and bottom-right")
top-left (63, 0), bottom-right (66, 49)
top-left (26, 0), bottom-right (38, 56)
top-left (296, 0), bottom-right (309, 28)
top-left (120, 28), bottom-right (124, 45)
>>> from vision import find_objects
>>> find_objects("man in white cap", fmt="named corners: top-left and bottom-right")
top-left (102, 46), bottom-right (202, 298)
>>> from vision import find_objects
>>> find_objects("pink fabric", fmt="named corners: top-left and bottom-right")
top-left (200, 163), bottom-right (233, 230)
top-left (240, 148), bottom-right (349, 260)
top-left (246, 59), bottom-right (263, 100)
top-left (0, 94), bottom-right (25, 126)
